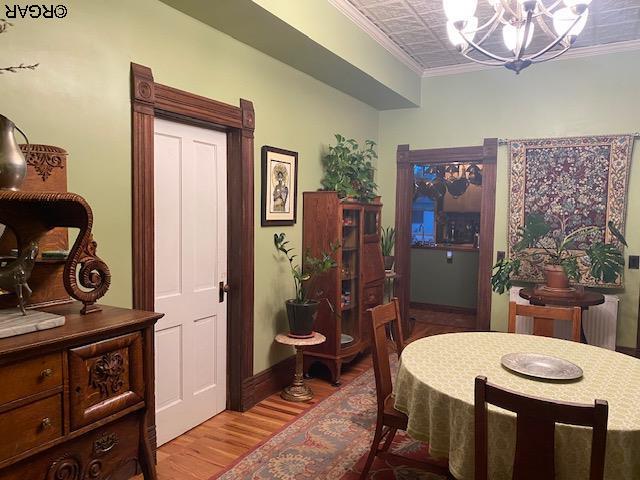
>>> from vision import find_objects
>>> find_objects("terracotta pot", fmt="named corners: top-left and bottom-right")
top-left (384, 255), bottom-right (395, 271)
top-left (285, 299), bottom-right (319, 337)
top-left (543, 264), bottom-right (570, 289)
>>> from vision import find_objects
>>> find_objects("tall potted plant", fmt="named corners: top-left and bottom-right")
top-left (321, 134), bottom-right (378, 202)
top-left (381, 226), bottom-right (395, 271)
top-left (491, 213), bottom-right (627, 294)
top-left (274, 233), bottom-right (338, 337)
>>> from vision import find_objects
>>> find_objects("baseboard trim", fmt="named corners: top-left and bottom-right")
top-left (239, 355), bottom-right (296, 411)
top-left (410, 302), bottom-right (477, 315)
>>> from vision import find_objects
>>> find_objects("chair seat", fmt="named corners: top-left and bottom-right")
top-left (383, 395), bottom-right (408, 429)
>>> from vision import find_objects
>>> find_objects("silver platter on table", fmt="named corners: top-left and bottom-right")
top-left (501, 353), bottom-right (583, 380)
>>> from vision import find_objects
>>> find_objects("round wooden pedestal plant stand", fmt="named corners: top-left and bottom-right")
top-left (275, 332), bottom-right (326, 402)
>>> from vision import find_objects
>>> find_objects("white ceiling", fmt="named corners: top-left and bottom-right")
top-left (338, 0), bottom-right (640, 73)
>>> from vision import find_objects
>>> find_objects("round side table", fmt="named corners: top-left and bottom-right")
top-left (275, 332), bottom-right (326, 402)
top-left (519, 287), bottom-right (605, 343)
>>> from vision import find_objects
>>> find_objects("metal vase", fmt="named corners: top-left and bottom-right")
top-left (0, 114), bottom-right (28, 190)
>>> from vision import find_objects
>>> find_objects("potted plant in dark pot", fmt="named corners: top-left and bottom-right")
top-left (321, 134), bottom-right (378, 202)
top-left (381, 226), bottom-right (395, 271)
top-left (274, 233), bottom-right (338, 338)
top-left (491, 213), bottom-right (627, 295)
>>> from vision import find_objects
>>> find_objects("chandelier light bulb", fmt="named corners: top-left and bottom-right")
top-left (447, 17), bottom-right (479, 48)
top-left (553, 7), bottom-right (589, 39)
top-left (502, 22), bottom-right (535, 52)
top-left (443, 0), bottom-right (478, 22)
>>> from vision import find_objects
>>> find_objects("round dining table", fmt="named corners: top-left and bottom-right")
top-left (393, 332), bottom-right (640, 480)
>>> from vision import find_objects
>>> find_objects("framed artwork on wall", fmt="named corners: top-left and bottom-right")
top-left (261, 146), bottom-right (298, 226)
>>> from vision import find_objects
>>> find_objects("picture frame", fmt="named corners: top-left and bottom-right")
top-left (261, 146), bottom-right (298, 226)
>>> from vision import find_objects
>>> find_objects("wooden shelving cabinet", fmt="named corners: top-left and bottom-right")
top-left (302, 192), bottom-right (385, 385)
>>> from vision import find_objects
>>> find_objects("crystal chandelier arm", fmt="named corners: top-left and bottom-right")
top-left (534, 0), bottom-right (565, 18)
top-left (499, 0), bottom-right (520, 19)
top-left (473, 7), bottom-right (505, 33)
top-left (458, 31), bottom-right (512, 62)
top-left (527, 14), bottom-right (582, 60)
top-left (515, 10), bottom-right (534, 61)
top-left (460, 50), bottom-right (507, 66)
top-left (536, 13), bottom-right (561, 41)
top-left (530, 43), bottom-right (571, 62)
top-left (473, 15), bottom-right (503, 47)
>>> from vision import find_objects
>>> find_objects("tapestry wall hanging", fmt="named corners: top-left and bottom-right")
top-left (508, 135), bottom-right (634, 287)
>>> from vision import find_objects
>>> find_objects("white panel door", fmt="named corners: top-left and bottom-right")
top-left (153, 118), bottom-right (227, 446)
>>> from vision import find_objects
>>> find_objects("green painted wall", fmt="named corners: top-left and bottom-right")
top-left (410, 248), bottom-right (479, 308)
top-left (379, 50), bottom-right (640, 347)
top-left (3, 0), bottom-right (379, 373)
top-left (160, 0), bottom-right (422, 109)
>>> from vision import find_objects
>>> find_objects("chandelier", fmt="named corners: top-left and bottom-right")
top-left (443, 0), bottom-right (592, 73)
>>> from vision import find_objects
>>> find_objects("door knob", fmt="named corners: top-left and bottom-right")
top-left (219, 282), bottom-right (230, 302)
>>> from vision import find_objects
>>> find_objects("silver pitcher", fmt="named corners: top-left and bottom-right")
top-left (0, 114), bottom-right (28, 190)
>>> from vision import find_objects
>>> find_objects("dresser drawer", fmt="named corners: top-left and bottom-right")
top-left (0, 353), bottom-right (62, 405)
top-left (0, 394), bottom-right (62, 462)
top-left (68, 332), bottom-right (144, 430)
top-left (0, 414), bottom-right (141, 480)
top-left (363, 285), bottom-right (383, 307)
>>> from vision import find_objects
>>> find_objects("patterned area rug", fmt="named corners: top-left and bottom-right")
top-left (211, 363), bottom-right (446, 480)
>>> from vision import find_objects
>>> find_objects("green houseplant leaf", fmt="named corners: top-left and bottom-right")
top-left (322, 134), bottom-right (378, 202)
top-left (274, 233), bottom-right (338, 303)
top-left (381, 227), bottom-right (395, 257)
top-left (586, 242), bottom-right (624, 284)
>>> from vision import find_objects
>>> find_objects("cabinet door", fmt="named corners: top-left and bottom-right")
top-left (363, 206), bottom-right (381, 243)
top-left (68, 333), bottom-right (144, 430)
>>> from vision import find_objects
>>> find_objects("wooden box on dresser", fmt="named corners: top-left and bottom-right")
top-left (302, 192), bottom-right (385, 385)
top-left (0, 302), bottom-right (162, 480)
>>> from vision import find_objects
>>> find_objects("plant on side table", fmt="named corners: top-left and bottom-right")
top-left (381, 226), bottom-right (395, 271)
top-left (274, 233), bottom-right (338, 338)
top-left (491, 213), bottom-right (627, 295)
top-left (321, 134), bottom-right (378, 202)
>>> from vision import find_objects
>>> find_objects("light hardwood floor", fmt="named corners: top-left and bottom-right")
top-left (138, 318), bottom-right (466, 480)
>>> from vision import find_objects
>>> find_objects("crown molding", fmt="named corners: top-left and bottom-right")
top-left (327, 0), bottom-right (424, 76)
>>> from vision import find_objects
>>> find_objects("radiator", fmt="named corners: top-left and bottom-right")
top-left (509, 287), bottom-right (619, 350)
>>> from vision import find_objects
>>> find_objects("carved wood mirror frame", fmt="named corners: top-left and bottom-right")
top-left (130, 63), bottom-right (255, 412)
top-left (394, 139), bottom-right (498, 334)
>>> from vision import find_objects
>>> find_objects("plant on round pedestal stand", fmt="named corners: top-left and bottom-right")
top-left (274, 233), bottom-right (338, 338)
top-left (491, 213), bottom-right (627, 295)
top-left (321, 134), bottom-right (378, 202)
top-left (381, 226), bottom-right (395, 271)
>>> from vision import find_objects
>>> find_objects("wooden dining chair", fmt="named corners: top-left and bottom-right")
top-left (360, 298), bottom-right (451, 479)
top-left (508, 301), bottom-right (582, 342)
top-left (475, 376), bottom-right (608, 480)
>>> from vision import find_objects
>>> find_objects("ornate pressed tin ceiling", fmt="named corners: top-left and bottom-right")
top-left (340, 0), bottom-right (640, 72)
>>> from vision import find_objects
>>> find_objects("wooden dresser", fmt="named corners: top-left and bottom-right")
top-left (0, 303), bottom-right (162, 480)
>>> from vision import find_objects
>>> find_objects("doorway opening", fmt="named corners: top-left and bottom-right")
top-left (410, 162), bottom-right (482, 332)
top-left (394, 140), bottom-right (498, 335)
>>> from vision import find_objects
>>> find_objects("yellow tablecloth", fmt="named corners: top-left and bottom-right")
top-left (393, 332), bottom-right (640, 480)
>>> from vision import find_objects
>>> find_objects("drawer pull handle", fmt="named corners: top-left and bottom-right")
top-left (40, 368), bottom-right (53, 378)
top-left (40, 417), bottom-right (52, 430)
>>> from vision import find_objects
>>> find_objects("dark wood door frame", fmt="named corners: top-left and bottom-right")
top-left (130, 63), bottom-right (255, 412)
top-left (394, 139), bottom-right (498, 333)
